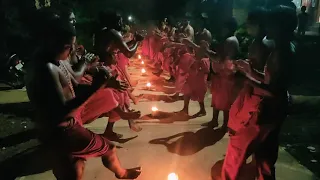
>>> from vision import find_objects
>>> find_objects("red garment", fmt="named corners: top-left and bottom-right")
top-left (181, 58), bottom-right (210, 102)
top-left (221, 124), bottom-right (279, 180)
top-left (116, 52), bottom-right (130, 72)
top-left (175, 53), bottom-right (195, 93)
top-left (80, 74), bottom-right (93, 85)
top-left (223, 64), bottom-right (288, 180)
top-left (49, 121), bottom-right (113, 179)
top-left (211, 60), bottom-right (241, 111)
top-left (70, 88), bottom-right (119, 125)
top-left (108, 64), bottom-right (131, 121)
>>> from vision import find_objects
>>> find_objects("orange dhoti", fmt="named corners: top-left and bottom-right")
top-left (175, 53), bottom-right (195, 93)
top-left (181, 58), bottom-right (210, 102)
top-left (222, 87), bottom-right (288, 180)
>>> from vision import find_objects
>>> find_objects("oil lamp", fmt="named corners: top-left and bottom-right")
top-left (141, 68), bottom-right (146, 75)
top-left (168, 173), bottom-right (179, 180)
top-left (151, 106), bottom-right (159, 117)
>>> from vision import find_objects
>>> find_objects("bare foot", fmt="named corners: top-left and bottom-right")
top-left (119, 111), bottom-right (141, 120)
top-left (128, 120), bottom-right (142, 132)
top-left (115, 167), bottom-right (141, 179)
top-left (201, 120), bottom-right (219, 128)
top-left (103, 132), bottom-right (123, 140)
top-left (192, 110), bottom-right (207, 118)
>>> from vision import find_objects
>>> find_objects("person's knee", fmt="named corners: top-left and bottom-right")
top-left (74, 158), bottom-right (86, 180)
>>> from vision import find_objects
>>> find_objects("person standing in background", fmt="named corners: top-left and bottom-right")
top-left (298, 6), bottom-right (309, 36)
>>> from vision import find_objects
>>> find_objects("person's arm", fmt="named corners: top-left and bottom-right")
top-left (237, 54), bottom-right (285, 97)
top-left (111, 29), bottom-right (140, 58)
top-left (185, 28), bottom-right (193, 41)
top-left (46, 63), bottom-right (102, 120)
top-left (65, 60), bottom-right (87, 84)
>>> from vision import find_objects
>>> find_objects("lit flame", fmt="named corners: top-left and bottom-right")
top-left (151, 106), bottom-right (158, 112)
top-left (141, 61), bottom-right (144, 65)
top-left (168, 173), bottom-right (179, 180)
top-left (146, 82), bottom-right (151, 87)
top-left (141, 68), bottom-right (146, 73)
top-left (138, 55), bottom-right (141, 59)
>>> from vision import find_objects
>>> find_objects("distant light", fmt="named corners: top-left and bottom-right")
top-left (146, 82), bottom-right (151, 87)
top-left (141, 68), bottom-right (146, 74)
top-left (128, 16), bottom-right (133, 21)
top-left (141, 61), bottom-right (144, 65)
top-left (138, 55), bottom-right (141, 59)
top-left (168, 173), bottom-right (179, 180)
top-left (151, 106), bottom-right (158, 112)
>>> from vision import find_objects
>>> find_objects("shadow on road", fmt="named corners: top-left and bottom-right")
top-left (210, 159), bottom-right (256, 180)
top-left (149, 127), bottom-right (226, 156)
top-left (0, 129), bottom-right (38, 148)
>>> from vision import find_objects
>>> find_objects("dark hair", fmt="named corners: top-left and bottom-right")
top-left (247, 7), bottom-right (268, 26)
top-left (41, 17), bottom-right (76, 53)
top-left (268, 5), bottom-right (297, 34)
top-left (224, 17), bottom-right (238, 34)
top-left (98, 11), bottom-right (122, 30)
top-left (301, 6), bottom-right (307, 12)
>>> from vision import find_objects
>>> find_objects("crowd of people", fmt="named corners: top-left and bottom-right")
top-left (24, 3), bottom-right (297, 180)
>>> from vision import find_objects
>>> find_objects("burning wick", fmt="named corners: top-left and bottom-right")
top-left (141, 68), bottom-right (146, 74)
top-left (151, 106), bottom-right (158, 112)
top-left (138, 55), bottom-right (141, 59)
top-left (168, 173), bottom-right (179, 180)
top-left (141, 61), bottom-right (145, 65)
top-left (151, 106), bottom-right (159, 117)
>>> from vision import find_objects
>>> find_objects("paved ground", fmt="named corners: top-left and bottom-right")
top-left (0, 52), bottom-right (319, 180)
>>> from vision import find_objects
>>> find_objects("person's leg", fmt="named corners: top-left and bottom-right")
top-left (221, 126), bottom-right (260, 180)
top-left (179, 95), bottom-right (190, 114)
top-left (222, 110), bottom-right (229, 130)
top-left (255, 128), bottom-right (280, 180)
top-left (202, 108), bottom-right (219, 128)
top-left (101, 145), bottom-right (141, 179)
top-left (52, 155), bottom-right (85, 180)
top-left (64, 123), bottom-right (142, 179)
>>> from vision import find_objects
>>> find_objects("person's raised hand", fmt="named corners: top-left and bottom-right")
top-left (106, 75), bottom-right (129, 92)
top-left (92, 69), bottom-right (109, 89)
top-left (235, 59), bottom-right (252, 75)
top-left (83, 53), bottom-right (96, 64)
top-left (134, 31), bottom-right (145, 41)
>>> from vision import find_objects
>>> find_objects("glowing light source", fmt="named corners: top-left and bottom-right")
top-left (141, 61), bottom-right (145, 65)
top-left (146, 82), bottom-right (151, 87)
top-left (138, 55), bottom-right (141, 59)
top-left (141, 68), bottom-right (146, 74)
top-left (151, 106), bottom-right (158, 112)
top-left (168, 173), bottom-right (179, 180)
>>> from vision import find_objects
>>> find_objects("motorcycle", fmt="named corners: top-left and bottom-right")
top-left (0, 54), bottom-right (26, 89)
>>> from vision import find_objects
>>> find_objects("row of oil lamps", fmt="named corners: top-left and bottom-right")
top-left (137, 54), bottom-right (179, 180)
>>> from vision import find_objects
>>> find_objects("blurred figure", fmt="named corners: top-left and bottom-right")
top-left (202, 17), bottom-right (242, 130)
top-left (222, 5), bottom-right (297, 180)
top-left (298, 6), bottom-right (308, 36)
